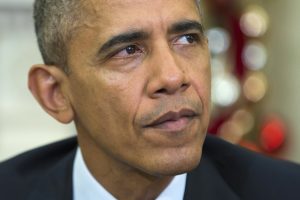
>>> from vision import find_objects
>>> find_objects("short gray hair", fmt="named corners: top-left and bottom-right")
top-left (34, 0), bottom-right (83, 73)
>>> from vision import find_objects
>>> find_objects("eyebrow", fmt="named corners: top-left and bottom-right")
top-left (98, 31), bottom-right (149, 54)
top-left (97, 20), bottom-right (204, 56)
top-left (168, 20), bottom-right (204, 35)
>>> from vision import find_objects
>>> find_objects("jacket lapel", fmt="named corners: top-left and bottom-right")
top-left (28, 149), bottom-right (75, 200)
top-left (183, 151), bottom-right (240, 200)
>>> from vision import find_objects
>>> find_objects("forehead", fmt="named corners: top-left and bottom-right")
top-left (80, 0), bottom-right (201, 27)
top-left (76, 0), bottom-right (202, 42)
top-left (84, 0), bottom-right (199, 11)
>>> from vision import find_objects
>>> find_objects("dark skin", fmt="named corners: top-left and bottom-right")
top-left (28, 0), bottom-right (211, 199)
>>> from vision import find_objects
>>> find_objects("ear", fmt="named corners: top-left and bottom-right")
top-left (28, 64), bottom-right (74, 124)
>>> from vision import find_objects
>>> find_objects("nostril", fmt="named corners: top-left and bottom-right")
top-left (154, 83), bottom-right (189, 95)
top-left (156, 88), bottom-right (168, 94)
top-left (182, 83), bottom-right (189, 90)
top-left (177, 83), bottom-right (189, 94)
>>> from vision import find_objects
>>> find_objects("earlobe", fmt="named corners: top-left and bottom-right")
top-left (28, 65), bottom-right (74, 124)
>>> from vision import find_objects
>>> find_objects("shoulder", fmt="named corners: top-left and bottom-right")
top-left (202, 135), bottom-right (300, 199)
top-left (0, 137), bottom-right (77, 200)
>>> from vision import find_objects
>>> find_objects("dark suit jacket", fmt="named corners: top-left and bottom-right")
top-left (1, 135), bottom-right (300, 200)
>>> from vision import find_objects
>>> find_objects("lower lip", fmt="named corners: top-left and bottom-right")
top-left (150, 116), bottom-right (195, 132)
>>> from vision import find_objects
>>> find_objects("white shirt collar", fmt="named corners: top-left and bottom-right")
top-left (73, 148), bottom-right (187, 200)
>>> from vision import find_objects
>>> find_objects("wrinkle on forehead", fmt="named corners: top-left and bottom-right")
top-left (80, 0), bottom-right (201, 27)
top-left (77, 0), bottom-right (142, 29)
top-left (83, 0), bottom-right (201, 17)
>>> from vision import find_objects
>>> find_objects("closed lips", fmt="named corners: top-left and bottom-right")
top-left (144, 109), bottom-right (199, 128)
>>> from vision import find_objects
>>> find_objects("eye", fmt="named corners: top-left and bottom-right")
top-left (113, 45), bottom-right (143, 58)
top-left (174, 34), bottom-right (200, 45)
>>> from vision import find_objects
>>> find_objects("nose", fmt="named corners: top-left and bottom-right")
top-left (146, 46), bottom-right (190, 98)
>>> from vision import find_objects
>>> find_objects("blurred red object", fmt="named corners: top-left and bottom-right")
top-left (260, 117), bottom-right (286, 152)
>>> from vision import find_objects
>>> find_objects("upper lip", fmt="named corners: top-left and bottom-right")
top-left (144, 109), bottom-right (198, 128)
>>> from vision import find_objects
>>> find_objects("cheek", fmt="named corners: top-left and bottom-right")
top-left (189, 57), bottom-right (211, 117)
top-left (86, 69), bottom-right (146, 132)
top-left (181, 44), bottom-right (211, 100)
top-left (69, 77), bottom-right (106, 127)
top-left (103, 70), bottom-right (144, 110)
top-left (192, 76), bottom-right (211, 117)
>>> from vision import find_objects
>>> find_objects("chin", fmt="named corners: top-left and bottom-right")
top-left (159, 163), bottom-right (200, 177)
top-left (149, 148), bottom-right (203, 177)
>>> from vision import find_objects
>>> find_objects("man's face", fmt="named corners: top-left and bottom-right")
top-left (66, 0), bottom-right (211, 176)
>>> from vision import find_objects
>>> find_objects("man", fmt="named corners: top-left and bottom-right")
top-left (0, 0), bottom-right (300, 199)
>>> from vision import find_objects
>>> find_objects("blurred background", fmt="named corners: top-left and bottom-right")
top-left (0, 0), bottom-right (300, 162)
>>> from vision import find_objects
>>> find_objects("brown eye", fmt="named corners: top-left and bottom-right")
top-left (185, 35), bottom-right (196, 43)
top-left (113, 45), bottom-right (143, 58)
top-left (125, 45), bottom-right (138, 54)
top-left (175, 34), bottom-right (200, 45)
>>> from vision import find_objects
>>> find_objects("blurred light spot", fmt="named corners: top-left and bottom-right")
top-left (218, 120), bottom-right (244, 144)
top-left (218, 109), bottom-right (255, 144)
top-left (242, 41), bottom-right (268, 70)
top-left (212, 73), bottom-right (240, 107)
top-left (240, 5), bottom-right (269, 37)
top-left (206, 27), bottom-right (231, 55)
top-left (232, 108), bottom-right (255, 134)
top-left (243, 72), bottom-right (268, 102)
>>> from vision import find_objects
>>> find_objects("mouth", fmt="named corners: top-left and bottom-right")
top-left (143, 109), bottom-right (199, 132)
